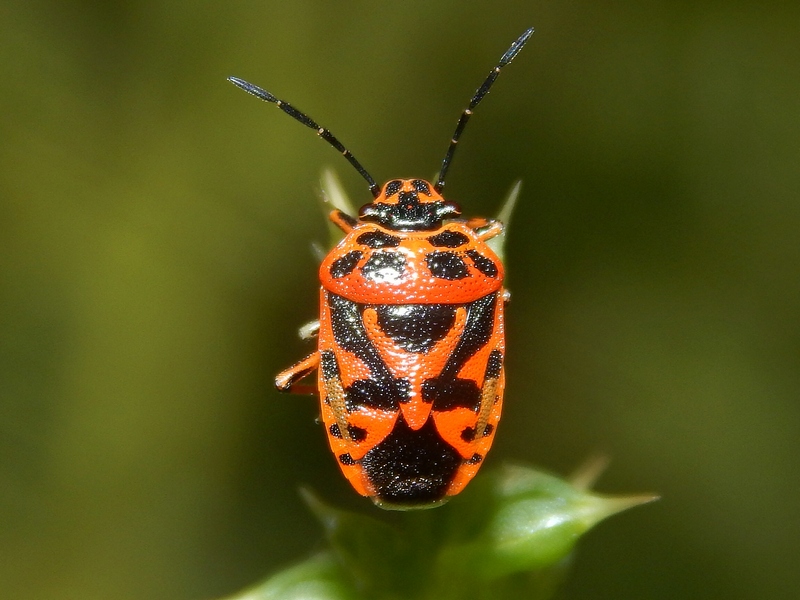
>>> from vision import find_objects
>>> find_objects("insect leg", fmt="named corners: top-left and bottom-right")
top-left (275, 352), bottom-right (320, 394)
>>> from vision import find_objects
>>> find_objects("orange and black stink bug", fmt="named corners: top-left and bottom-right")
top-left (229, 27), bottom-right (533, 509)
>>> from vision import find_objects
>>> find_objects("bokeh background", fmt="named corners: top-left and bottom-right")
top-left (2, 1), bottom-right (799, 599)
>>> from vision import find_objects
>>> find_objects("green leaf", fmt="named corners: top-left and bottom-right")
top-left (434, 464), bottom-right (657, 586)
top-left (318, 167), bottom-right (357, 252)
top-left (220, 463), bottom-right (655, 600)
top-left (485, 180), bottom-right (522, 263)
top-left (220, 552), bottom-right (358, 600)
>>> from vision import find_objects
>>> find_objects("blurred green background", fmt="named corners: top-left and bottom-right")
top-left (2, 1), bottom-right (798, 598)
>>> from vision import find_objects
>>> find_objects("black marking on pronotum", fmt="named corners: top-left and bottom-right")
top-left (466, 249), bottom-right (499, 278)
top-left (435, 27), bottom-right (533, 193)
top-left (356, 231), bottom-right (401, 249)
top-left (329, 250), bottom-right (363, 278)
top-left (361, 251), bottom-right (406, 282)
top-left (375, 304), bottom-right (458, 353)
top-left (227, 76), bottom-right (380, 198)
top-left (427, 230), bottom-right (469, 248)
top-left (361, 415), bottom-right (462, 505)
top-left (426, 251), bottom-right (470, 280)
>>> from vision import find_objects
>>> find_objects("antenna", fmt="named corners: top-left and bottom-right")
top-left (228, 76), bottom-right (380, 198)
top-left (434, 27), bottom-right (534, 194)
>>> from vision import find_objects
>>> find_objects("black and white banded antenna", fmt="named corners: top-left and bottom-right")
top-left (227, 76), bottom-right (381, 199)
top-left (434, 27), bottom-right (534, 194)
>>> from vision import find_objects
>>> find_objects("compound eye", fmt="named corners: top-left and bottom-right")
top-left (439, 201), bottom-right (462, 219)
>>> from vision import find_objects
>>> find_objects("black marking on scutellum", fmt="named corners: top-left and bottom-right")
top-left (356, 231), bottom-right (401, 249)
top-left (361, 414), bottom-right (461, 505)
top-left (427, 230), bottom-right (469, 248)
top-left (421, 293), bottom-right (498, 411)
top-left (329, 250), bottom-right (363, 278)
top-left (375, 304), bottom-right (458, 353)
top-left (426, 251), bottom-right (470, 280)
top-left (327, 293), bottom-right (411, 412)
top-left (439, 293), bottom-right (497, 378)
top-left (361, 251), bottom-right (406, 282)
top-left (466, 249), bottom-right (498, 278)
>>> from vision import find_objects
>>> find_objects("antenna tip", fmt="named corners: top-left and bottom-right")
top-left (500, 27), bottom-right (535, 65)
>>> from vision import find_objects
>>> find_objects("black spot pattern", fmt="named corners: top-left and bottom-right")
top-left (426, 251), bottom-right (470, 280)
top-left (329, 423), bottom-right (367, 442)
top-left (438, 294), bottom-right (497, 380)
top-left (485, 350), bottom-right (503, 379)
top-left (339, 453), bottom-right (356, 465)
top-left (428, 230), bottom-right (469, 248)
top-left (412, 180), bottom-right (432, 195)
top-left (328, 293), bottom-right (411, 412)
top-left (375, 304), bottom-right (458, 353)
top-left (348, 425), bottom-right (367, 442)
top-left (320, 350), bottom-right (340, 380)
top-left (361, 252), bottom-right (406, 283)
top-left (356, 231), bottom-right (401, 248)
top-left (346, 378), bottom-right (409, 411)
top-left (328, 294), bottom-right (392, 379)
top-left (461, 423), bottom-right (494, 443)
top-left (421, 294), bottom-right (498, 412)
top-left (361, 415), bottom-right (461, 505)
top-left (467, 453), bottom-right (483, 465)
top-left (466, 249), bottom-right (499, 278)
top-left (384, 180), bottom-right (403, 197)
top-left (422, 377), bottom-right (481, 410)
top-left (329, 250), bottom-right (362, 278)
